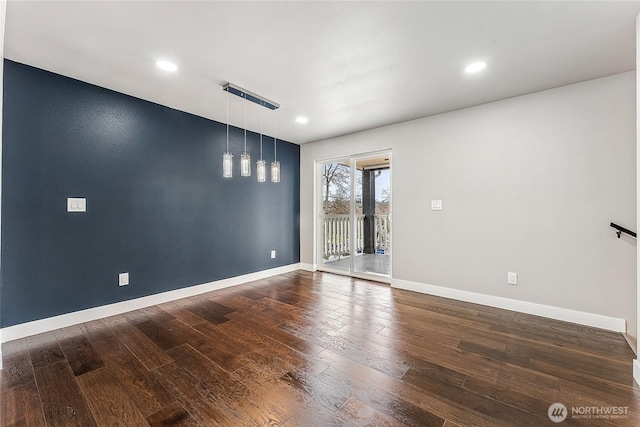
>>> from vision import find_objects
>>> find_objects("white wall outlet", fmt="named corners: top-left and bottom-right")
top-left (431, 200), bottom-right (443, 210)
top-left (507, 272), bottom-right (518, 285)
top-left (119, 272), bottom-right (129, 287)
top-left (67, 197), bottom-right (86, 212)
top-left (271, 250), bottom-right (276, 259)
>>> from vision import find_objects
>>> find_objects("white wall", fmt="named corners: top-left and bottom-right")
top-left (635, 13), bottom-right (640, 380)
top-left (301, 72), bottom-right (637, 339)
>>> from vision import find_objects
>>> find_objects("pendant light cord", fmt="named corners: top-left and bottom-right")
top-left (226, 89), bottom-right (229, 153)
top-left (260, 106), bottom-right (263, 160)
top-left (244, 95), bottom-right (247, 151)
top-left (274, 112), bottom-right (277, 161)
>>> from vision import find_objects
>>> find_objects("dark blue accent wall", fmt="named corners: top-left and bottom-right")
top-left (1, 60), bottom-right (300, 327)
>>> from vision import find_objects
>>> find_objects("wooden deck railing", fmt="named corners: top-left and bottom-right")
top-left (321, 214), bottom-right (390, 258)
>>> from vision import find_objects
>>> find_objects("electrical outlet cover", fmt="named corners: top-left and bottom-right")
top-left (67, 197), bottom-right (87, 212)
top-left (119, 272), bottom-right (129, 286)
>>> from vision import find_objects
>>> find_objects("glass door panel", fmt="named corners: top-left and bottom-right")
top-left (319, 160), bottom-right (352, 274)
top-left (353, 160), bottom-right (391, 278)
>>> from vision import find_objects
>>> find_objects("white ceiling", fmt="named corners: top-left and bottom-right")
top-left (4, 1), bottom-right (639, 144)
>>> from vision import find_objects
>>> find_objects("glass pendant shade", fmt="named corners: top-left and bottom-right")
top-left (223, 152), bottom-right (233, 178)
top-left (257, 159), bottom-right (266, 182)
top-left (241, 152), bottom-right (251, 176)
top-left (271, 160), bottom-right (280, 183)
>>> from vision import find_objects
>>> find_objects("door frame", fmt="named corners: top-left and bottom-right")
top-left (313, 149), bottom-right (392, 283)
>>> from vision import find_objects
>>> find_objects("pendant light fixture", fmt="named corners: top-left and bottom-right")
top-left (222, 88), bottom-right (233, 178)
top-left (257, 107), bottom-right (266, 182)
top-left (271, 113), bottom-right (280, 183)
top-left (222, 83), bottom-right (279, 181)
top-left (240, 94), bottom-right (251, 176)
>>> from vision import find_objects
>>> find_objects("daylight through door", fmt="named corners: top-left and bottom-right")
top-left (317, 153), bottom-right (391, 281)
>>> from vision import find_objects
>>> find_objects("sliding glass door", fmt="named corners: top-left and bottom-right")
top-left (317, 152), bottom-right (391, 282)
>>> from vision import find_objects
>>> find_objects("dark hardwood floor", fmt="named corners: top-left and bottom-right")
top-left (1, 270), bottom-right (639, 426)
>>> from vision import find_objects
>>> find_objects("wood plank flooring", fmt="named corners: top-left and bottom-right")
top-left (1, 270), bottom-right (639, 426)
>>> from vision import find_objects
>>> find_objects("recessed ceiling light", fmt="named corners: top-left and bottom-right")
top-left (156, 60), bottom-right (178, 72)
top-left (465, 61), bottom-right (486, 73)
top-left (296, 116), bottom-right (309, 124)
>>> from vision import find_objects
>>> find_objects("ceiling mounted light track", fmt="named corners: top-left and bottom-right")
top-left (223, 83), bottom-right (280, 110)
top-left (222, 83), bottom-right (281, 183)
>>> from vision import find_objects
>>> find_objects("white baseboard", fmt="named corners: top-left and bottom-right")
top-left (0, 263), bottom-right (301, 344)
top-left (391, 278), bottom-right (626, 333)
top-left (634, 360), bottom-right (640, 385)
top-left (300, 263), bottom-right (317, 272)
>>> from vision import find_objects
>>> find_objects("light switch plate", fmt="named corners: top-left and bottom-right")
top-left (67, 197), bottom-right (86, 212)
top-left (431, 200), bottom-right (442, 211)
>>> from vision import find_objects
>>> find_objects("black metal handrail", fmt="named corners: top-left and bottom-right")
top-left (610, 222), bottom-right (636, 239)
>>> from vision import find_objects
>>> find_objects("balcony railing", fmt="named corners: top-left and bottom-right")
top-left (321, 214), bottom-right (390, 259)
